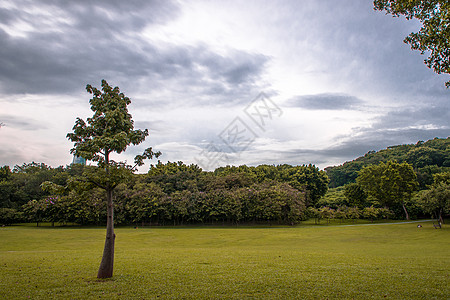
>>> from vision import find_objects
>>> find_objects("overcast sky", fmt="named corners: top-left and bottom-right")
top-left (0, 0), bottom-right (449, 172)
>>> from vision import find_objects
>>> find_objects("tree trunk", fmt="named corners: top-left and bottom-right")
top-left (97, 187), bottom-right (115, 278)
top-left (438, 208), bottom-right (444, 224)
top-left (98, 151), bottom-right (115, 279)
top-left (402, 202), bottom-right (410, 220)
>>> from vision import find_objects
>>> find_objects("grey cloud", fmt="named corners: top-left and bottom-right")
top-left (0, 29), bottom-right (144, 94)
top-left (284, 0), bottom-right (448, 97)
top-left (323, 128), bottom-right (449, 165)
top-left (134, 120), bottom-right (174, 134)
top-left (199, 51), bottom-right (268, 85)
top-left (0, 0), bottom-right (179, 94)
top-left (320, 102), bottom-right (450, 164)
top-left (14, 0), bottom-right (178, 33)
top-left (0, 1), bottom-right (269, 107)
top-left (0, 7), bottom-right (14, 24)
top-left (132, 46), bottom-right (270, 107)
top-left (197, 50), bottom-right (270, 103)
top-left (286, 93), bottom-right (364, 110)
top-left (315, 106), bottom-right (450, 166)
top-left (302, 98), bottom-right (450, 166)
top-left (0, 114), bottom-right (46, 130)
top-left (0, 144), bottom-right (28, 167)
top-left (273, 127), bottom-right (450, 169)
top-left (274, 100), bottom-right (450, 167)
top-left (370, 101), bottom-right (450, 132)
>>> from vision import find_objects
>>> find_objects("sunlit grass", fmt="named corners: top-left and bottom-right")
top-left (1, 220), bottom-right (448, 299)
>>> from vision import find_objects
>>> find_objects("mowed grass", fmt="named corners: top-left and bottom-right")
top-left (0, 221), bottom-right (448, 299)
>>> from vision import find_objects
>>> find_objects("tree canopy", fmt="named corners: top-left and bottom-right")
top-left (214, 164), bottom-right (329, 207)
top-left (357, 160), bottom-right (417, 219)
top-left (374, 0), bottom-right (450, 87)
top-left (1, 158), bottom-right (449, 226)
top-left (325, 137), bottom-right (450, 188)
top-left (344, 183), bottom-right (367, 209)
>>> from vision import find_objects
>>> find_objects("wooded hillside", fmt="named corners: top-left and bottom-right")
top-left (325, 137), bottom-right (450, 188)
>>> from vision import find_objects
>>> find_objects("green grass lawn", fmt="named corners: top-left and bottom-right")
top-left (0, 221), bottom-right (448, 299)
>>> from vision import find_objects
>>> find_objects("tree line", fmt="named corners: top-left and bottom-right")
top-left (320, 160), bottom-right (450, 223)
top-left (1, 159), bottom-right (449, 226)
top-left (0, 162), bottom-right (330, 226)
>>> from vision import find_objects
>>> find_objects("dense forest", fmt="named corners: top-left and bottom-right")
top-left (325, 137), bottom-right (450, 189)
top-left (321, 137), bottom-right (450, 222)
top-left (1, 137), bottom-right (449, 226)
top-left (0, 163), bottom-right (327, 226)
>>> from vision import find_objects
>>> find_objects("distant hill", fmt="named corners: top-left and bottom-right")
top-left (325, 137), bottom-right (450, 189)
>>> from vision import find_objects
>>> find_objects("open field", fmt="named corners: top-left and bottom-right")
top-left (0, 221), bottom-right (449, 299)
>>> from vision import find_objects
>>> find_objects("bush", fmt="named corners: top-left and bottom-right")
top-left (0, 208), bottom-right (24, 225)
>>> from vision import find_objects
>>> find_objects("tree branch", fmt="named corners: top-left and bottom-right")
top-left (75, 177), bottom-right (106, 190)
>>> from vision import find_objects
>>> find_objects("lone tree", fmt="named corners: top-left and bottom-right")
top-left (374, 0), bottom-right (450, 87)
top-left (416, 172), bottom-right (450, 224)
top-left (67, 80), bottom-right (160, 278)
top-left (357, 161), bottom-right (417, 220)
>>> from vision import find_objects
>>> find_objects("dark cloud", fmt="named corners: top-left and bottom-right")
top-left (0, 1), bottom-right (269, 106)
top-left (0, 114), bottom-right (46, 130)
top-left (286, 93), bottom-right (364, 110)
top-left (371, 102), bottom-right (450, 131)
top-left (194, 50), bottom-right (270, 104)
top-left (0, 1), bottom-right (179, 95)
top-left (130, 46), bottom-right (270, 107)
top-left (199, 50), bottom-right (268, 85)
top-left (134, 120), bottom-right (173, 134)
top-left (285, 0), bottom-right (449, 97)
top-left (0, 6), bottom-right (14, 24)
